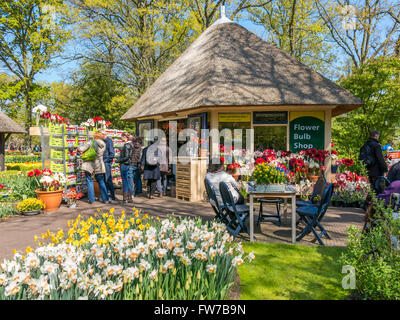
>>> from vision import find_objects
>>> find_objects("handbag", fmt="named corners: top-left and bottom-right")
top-left (82, 140), bottom-right (96, 161)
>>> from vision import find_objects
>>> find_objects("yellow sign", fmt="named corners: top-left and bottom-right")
top-left (218, 113), bottom-right (251, 123)
top-left (290, 111), bottom-right (325, 122)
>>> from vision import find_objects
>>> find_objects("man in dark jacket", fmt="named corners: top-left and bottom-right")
top-left (117, 132), bottom-right (134, 204)
top-left (141, 138), bottom-right (161, 199)
top-left (130, 135), bottom-right (143, 196)
top-left (363, 130), bottom-right (388, 193)
top-left (388, 161), bottom-right (400, 183)
top-left (101, 130), bottom-right (115, 201)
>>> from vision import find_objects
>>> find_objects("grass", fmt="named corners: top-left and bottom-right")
top-left (238, 242), bottom-right (348, 300)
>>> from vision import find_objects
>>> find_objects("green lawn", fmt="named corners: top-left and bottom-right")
top-left (238, 242), bottom-right (348, 300)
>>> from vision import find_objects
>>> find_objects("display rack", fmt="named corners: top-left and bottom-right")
top-left (39, 124), bottom-right (125, 195)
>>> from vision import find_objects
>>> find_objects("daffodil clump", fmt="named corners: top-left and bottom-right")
top-left (0, 207), bottom-right (255, 300)
top-left (16, 198), bottom-right (45, 212)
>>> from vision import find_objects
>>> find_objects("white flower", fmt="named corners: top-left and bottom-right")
top-left (156, 248), bottom-right (167, 259)
top-left (33, 104), bottom-right (47, 115)
top-left (89, 234), bottom-right (98, 244)
top-left (206, 264), bottom-right (217, 274)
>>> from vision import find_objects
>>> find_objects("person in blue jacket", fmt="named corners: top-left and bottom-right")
top-left (100, 130), bottom-right (116, 201)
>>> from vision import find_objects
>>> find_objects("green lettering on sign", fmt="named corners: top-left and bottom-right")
top-left (290, 116), bottom-right (324, 152)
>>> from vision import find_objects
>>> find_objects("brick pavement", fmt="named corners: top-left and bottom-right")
top-left (0, 194), bottom-right (364, 260)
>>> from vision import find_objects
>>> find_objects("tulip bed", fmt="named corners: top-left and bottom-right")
top-left (0, 208), bottom-right (254, 300)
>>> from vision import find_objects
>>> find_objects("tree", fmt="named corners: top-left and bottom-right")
top-left (332, 56), bottom-right (400, 155)
top-left (67, 0), bottom-right (201, 97)
top-left (315, 0), bottom-right (400, 70)
top-left (0, 0), bottom-right (71, 141)
top-left (191, 0), bottom-right (271, 30)
top-left (64, 61), bottom-right (135, 130)
top-left (248, 0), bottom-right (336, 75)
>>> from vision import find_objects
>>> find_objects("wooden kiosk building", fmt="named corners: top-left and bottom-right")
top-left (121, 13), bottom-right (363, 201)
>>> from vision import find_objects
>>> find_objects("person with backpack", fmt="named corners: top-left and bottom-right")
top-left (78, 131), bottom-right (110, 204)
top-left (117, 132), bottom-right (134, 204)
top-left (141, 137), bottom-right (161, 199)
top-left (130, 135), bottom-right (143, 196)
top-left (100, 130), bottom-right (116, 201)
top-left (359, 130), bottom-right (388, 193)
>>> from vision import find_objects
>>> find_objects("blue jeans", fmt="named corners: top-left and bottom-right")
top-left (131, 165), bottom-right (142, 195)
top-left (85, 172), bottom-right (109, 203)
top-left (157, 172), bottom-right (168, 195)
top-left (121, 164), bottom-right (133, 193)
top-left (104, 162), bottom-right (115, 199)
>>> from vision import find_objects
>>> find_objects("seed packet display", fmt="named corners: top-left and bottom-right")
top-left (48, 123), bottom-right (65, 135)
top-left (66, 138), bottom-right (76, 148)
top-left (66, 126), bottom-right (77, 135)
top-left (105, 129), bottom-right (115, 137)
top-left (77, 126), bottom-right (87, 136)
top-left (66, 162), bottom-right (76, 174)
top-left (115, 130), bottom-right (124, 138)
top-left (77, 136), bottom-right (87, 146)
top-left (66, 175), bottom-right (77, 186)
top-left (50, 161), bottom-right (64, 173)
top-left (49, 136), bottom-right (66, 147)
top-left (51, 149), bottom-right (69, 160)
top-left (76, 158), bottom-right (83, 170)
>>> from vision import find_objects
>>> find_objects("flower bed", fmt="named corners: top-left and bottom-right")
top-left (5, 155), bottom-right (41, 164)
top-left (6, 162), bottom-right (41, 172)
top-left (0, 209), bottom-right (254, 300)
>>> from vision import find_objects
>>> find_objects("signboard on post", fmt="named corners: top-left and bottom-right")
top-left (289, 112), bottom-right (325, 152)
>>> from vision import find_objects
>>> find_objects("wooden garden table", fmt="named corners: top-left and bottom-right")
top-left (248, 185), bottom-right (297, 243)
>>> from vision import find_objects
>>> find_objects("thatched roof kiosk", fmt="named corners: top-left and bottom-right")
top-left (0, 111), bottom-right (26, 171)
top-left (121, 11), bottom-right (364, 180)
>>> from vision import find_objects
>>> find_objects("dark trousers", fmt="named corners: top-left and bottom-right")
top-left (147, 179), bottom-right (157, 195)
top-left (132, 165), bottom-right (142, 195)
top-left (104, 162), bottom-right (115, 199)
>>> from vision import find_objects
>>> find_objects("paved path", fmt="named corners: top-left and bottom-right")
top-left (0, 194), bottom-right (365, 260)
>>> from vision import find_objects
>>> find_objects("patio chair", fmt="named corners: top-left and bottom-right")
top-left (219, 181), bottom-right (250, 238)
top-left (296, 183), bottom-right (334, 245)
top-left (375, 176), bottom-right (391, 195)
top-left (296, 174), bottom-right (327, 207)
top-left (204, 178), bottom-right (229, 224)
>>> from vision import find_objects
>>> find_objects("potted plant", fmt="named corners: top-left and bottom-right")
top-left (63, 188), bottom-right (83, 208)
top-left (250, 162), bottom-right (288, 192)
top-left (227, 162), bottom-right (241, 181)
top-left (28, 169), bottom-right (66, 212)
top-left (16, 198), bottom-right (45, 216)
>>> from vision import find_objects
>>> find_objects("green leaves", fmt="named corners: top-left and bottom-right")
top-left (333, 56), bottom-right (400, 155)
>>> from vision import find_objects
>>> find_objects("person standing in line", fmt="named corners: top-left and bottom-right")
top-left (130, 135), bottom-right (143, 196)
top-left (101, 130), bottom-right (116, 201)
top-left (360, 130), bottom-right (388, 194)
top-left (141, 137), bottom-right (161, 199)
top-left (117, 132), bottom-right (134, 204)
top-left (78, 131), bottom-right (110, 204)
top-left (157, 137), bottom-right (172, 197)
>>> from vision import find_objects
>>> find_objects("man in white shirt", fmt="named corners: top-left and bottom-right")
top-left (205, 159), bottom-right (241, 206)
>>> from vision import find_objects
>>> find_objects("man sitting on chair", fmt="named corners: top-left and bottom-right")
top-left (206, 158), bottom-right (244, 206)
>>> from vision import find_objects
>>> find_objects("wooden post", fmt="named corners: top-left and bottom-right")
top-left (324, 109), bottom-right (332, 182)
top-left (210, 109), bottom-right (219, 159)
top-left (0, 133), bottom-right (5, 172)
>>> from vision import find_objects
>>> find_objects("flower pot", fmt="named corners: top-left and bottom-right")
top-left (307, 174), bottom-right (319, 183)
top-left (21, 210), bottom-right (41, 216)
top-left (35, 189), bottom-right (64, 212)
top-left (232, 173), bottom-right (240, 182)
top-left (93, 181), bottom-right (101, 197)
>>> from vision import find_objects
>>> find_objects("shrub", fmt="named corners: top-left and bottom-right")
top-left (340, 196), bottom-right (400, 299)
top-left (0, 209), bottom-right (254, 300)
top-left (5, 155), bottom-right (40, 164)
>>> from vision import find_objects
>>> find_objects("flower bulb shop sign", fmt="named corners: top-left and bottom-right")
top-left (289, 112), bottom-right (324, 152)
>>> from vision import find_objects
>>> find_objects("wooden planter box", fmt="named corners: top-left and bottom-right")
top-left (175, 157), bottom-right (207, 202)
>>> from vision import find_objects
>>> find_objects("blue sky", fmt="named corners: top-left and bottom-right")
top-left (35, 16), bottom-right (266, 84)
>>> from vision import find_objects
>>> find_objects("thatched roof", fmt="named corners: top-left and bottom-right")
top-left (121, 21), bottom-right (363, 121)
top-left (0, 110), bottom-right (26, 134)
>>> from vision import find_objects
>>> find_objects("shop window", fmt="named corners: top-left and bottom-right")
top-left (253, 111), bottom-right (288, 124)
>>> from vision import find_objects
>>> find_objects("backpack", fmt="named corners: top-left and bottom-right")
top-left (359, 142), bottom-right (375, 167)
top-left (82, 140), bottom-right (96, 162)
